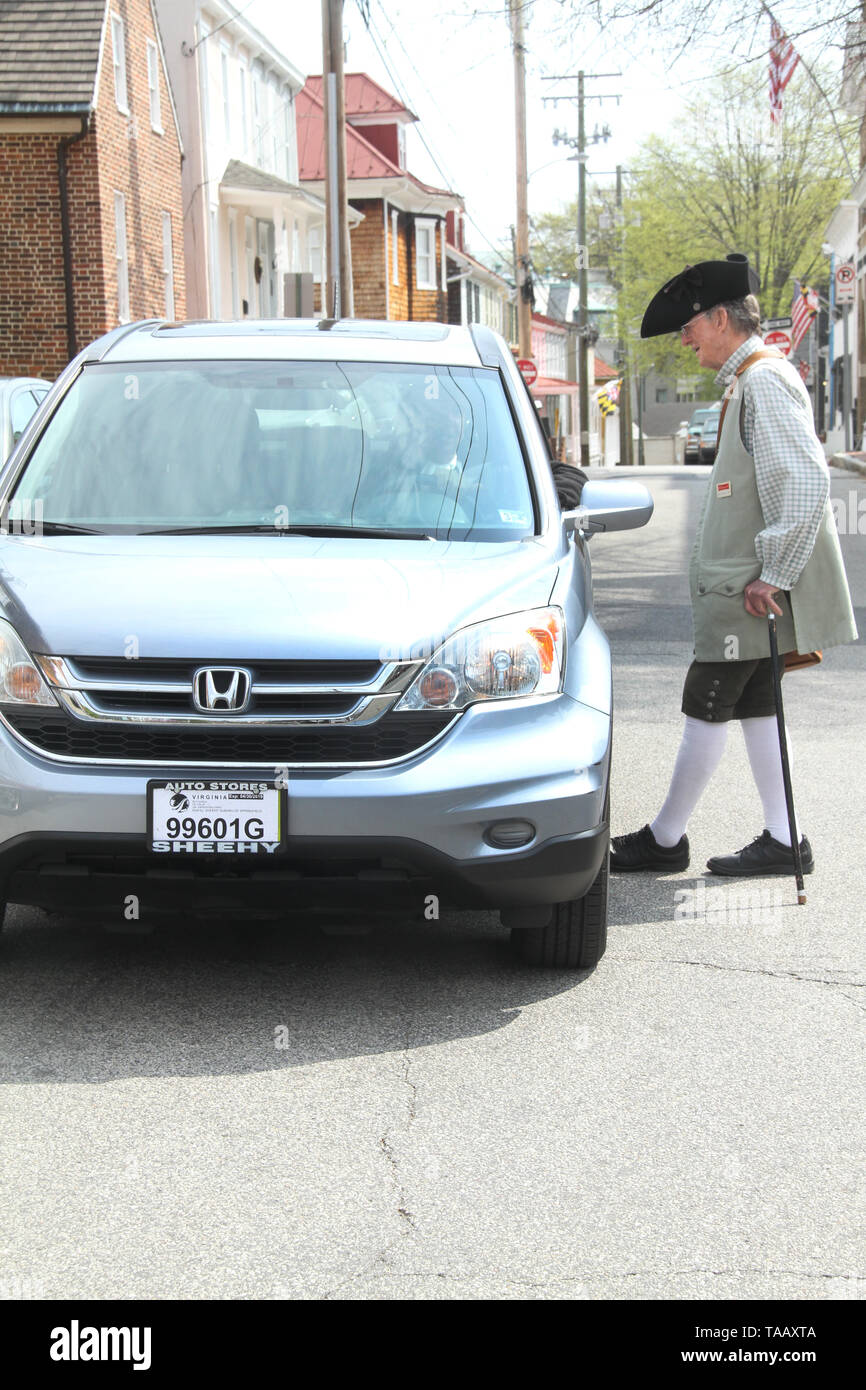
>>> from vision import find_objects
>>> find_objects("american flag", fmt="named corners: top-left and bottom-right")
top-left (769, 20), bottom-right (800, 123)
top-left (791, 280), bottom-right (819, 351)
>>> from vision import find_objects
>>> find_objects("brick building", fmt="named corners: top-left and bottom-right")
top-left (297, 73), bottom-right (462, 320)
top-left (0, 0), bottom-right (185, 379)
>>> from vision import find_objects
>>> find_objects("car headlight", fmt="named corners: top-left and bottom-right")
top-left (396, 607), bottom-right (564, 711)
top-left (0, 619), bottom-right (57, 706)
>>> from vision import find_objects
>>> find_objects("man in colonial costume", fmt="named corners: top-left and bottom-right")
top-left (611, 254), bottom-right (857, 876)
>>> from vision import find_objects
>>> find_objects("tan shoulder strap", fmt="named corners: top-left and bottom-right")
top-left (716, 347), bottom-right (784, 439)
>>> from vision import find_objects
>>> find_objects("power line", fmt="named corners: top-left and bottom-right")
top-left (356, 0), bottom-right (514, 265)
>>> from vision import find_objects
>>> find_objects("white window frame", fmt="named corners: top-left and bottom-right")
top-left (252, 69), bottom-right (265, 167)
top-left (391, 209), bottom-right (399, 285)
top-left (114, 191), bottom-right (130, 323)
top-left (271, 81), bottom-right (280, 174)
top-left (220, 44), bottom-right (231, 143)
top-left (238, 60), bottom-right (248, 154)
top-left (415, 217), bottom-right (436, 291)
top-left (283, 90), bottom-right (294, 182)
top-left (198, 22), bottom-right (211, 139)
top-left (145, 39), bottom-right (162, 132)
top-left (161, 211), bottom-right (174, 319)
top-left (111, 12), bottom-right (129, 114)
top-left (440, 221), bottom-right (447, 291)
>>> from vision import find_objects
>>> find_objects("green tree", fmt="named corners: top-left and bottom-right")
top-left (532, 63), bottom-right (856, 380)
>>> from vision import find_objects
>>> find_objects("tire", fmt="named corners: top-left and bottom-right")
top-left (511, 781), bottom-right (610, 969)
top-left (511, 852), bottom-right (608, 968)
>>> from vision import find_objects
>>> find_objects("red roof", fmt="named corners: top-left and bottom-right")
top-left (594, 354), bottom-right (618, 382)
top-left (304, 72), bottom-right (416, 121)
top-left (298, 83), bottom-right (396, 180)
top-left (297, 79), bottom-right (458, 198)
top-left (532, 376), bottom-right (579, 396)
top-left (531, 311), bottom-right (567, 333)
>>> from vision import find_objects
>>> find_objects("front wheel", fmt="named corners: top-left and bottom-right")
top-left (511, 851), bottom-right (609, 969)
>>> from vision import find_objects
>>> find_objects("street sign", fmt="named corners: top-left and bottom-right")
top-left (763, 316), bottom-right (792, 330)
top-left (764, 329), bottom-right (792, 357)
top-left (517, 358), bottom-right (538, 385)
top-left (836, 261), bottom-right (855, 305)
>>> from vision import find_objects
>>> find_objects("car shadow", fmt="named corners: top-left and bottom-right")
top-left (0, 905), bottom-right (591, 1085)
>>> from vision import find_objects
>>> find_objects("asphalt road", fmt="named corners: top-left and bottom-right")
top-left (1, 466), bottom-right (863, 1303)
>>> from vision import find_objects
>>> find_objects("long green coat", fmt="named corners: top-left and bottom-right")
top-left (689, 360), bottom-right (857, 662)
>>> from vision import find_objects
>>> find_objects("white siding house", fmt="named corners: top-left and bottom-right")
top-left (155, 0), bottom-right (327, 318)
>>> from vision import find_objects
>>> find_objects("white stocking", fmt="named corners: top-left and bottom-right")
top-left (741, 715), bottom-right (799, 845)
top-left (650, 715), bottom-right (729, 846)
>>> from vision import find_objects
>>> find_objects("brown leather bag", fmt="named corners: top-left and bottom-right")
top-left (783, 648), bottom-right (822, 671)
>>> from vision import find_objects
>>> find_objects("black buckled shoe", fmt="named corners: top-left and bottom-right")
top-left (706, 829), bottom-right (814, 878)
top-left (610, 824), bottom-right (689, 873)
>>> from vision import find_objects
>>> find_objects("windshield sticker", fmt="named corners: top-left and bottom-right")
top-left (498, 510), bottom-right (530, 525)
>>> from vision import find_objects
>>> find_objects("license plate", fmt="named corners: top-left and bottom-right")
top-left (147, 780), bottom-right (286, 856)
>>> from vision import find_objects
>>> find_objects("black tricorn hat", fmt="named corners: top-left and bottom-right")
top-left (640, 253), bottom-right (761, 338)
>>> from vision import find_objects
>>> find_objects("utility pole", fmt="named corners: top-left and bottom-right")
top-left (509, 1), bottom-right (531, 358)
top-left (322, 0), bottom-right (353, 318)
top-left (576, 71), bottom-right (588, 468)
top-left (637, 369), bottom-right (646, 468)
top-left (544, 71), bottom-right (619, 469)
top-left (615, 165), bottom-right (633, 466)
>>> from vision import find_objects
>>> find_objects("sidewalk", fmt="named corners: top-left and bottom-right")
top-left (830, 450), bottom-right (866, 477)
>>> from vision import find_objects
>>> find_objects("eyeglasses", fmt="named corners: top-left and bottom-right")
top-left (680, 311), bottom-right (709, 339)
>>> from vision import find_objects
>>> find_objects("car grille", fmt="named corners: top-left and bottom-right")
top-left (8, 654), bottom-right (455, 766)
top-left (4, 708), bottom-right (456, 765)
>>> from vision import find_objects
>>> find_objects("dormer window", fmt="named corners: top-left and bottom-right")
top-left (397, 124), bottom-right (406, 169)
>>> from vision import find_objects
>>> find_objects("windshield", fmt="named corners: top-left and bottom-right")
top-left (10, 360), bottom-right (535, 541)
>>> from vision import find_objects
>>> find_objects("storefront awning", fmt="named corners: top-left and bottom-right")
top-left (532, 376), bottom-right (580, 396)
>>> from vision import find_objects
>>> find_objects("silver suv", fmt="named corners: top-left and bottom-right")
top-left (0, 319), bottom-right (651, 968)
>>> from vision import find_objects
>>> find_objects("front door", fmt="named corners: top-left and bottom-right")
top-left (256, 219), bottom-right (276, 316)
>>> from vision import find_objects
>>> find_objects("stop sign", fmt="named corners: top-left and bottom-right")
top-left (764, 329), bottom-right (792, 357)
top-left (517, 358), bottom-right (538, 385)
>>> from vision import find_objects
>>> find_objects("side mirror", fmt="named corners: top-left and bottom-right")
top-left (563, 479), bottom-right (654, 535)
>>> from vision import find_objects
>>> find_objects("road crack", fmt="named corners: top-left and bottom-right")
top-left (609, 955), bottom-right (865, 988)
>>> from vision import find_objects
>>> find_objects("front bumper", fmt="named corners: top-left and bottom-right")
top-left (0, 692), bottom-right (611, 916)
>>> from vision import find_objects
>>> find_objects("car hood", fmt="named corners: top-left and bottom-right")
top-left (0, 534), bottom-right (562, 661)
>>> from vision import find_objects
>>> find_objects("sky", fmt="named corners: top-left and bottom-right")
top-left (246, 0), bottom-right (849, 268)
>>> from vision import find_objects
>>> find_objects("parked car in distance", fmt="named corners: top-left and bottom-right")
top-left (698, 406), bottom-right (723, 463)
top-left (0, 376), bottom-right (51, 463)
top-left (0, 318), bottom-right (653, 970)
top-left (684, 407), bottom-right (712, 463)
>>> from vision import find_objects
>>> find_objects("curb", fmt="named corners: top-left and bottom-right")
top-left (830, 452), bottom-right (866, 477)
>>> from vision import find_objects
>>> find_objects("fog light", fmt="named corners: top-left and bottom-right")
top-left (484, 820), bottom-right (536, 849)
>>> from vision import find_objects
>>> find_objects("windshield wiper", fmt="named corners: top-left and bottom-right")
top-left (28, 521), bottom-right (108, 535)
top-left (147, 523), bottom-right (435, 540)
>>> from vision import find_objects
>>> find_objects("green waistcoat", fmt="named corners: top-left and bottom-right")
top-left (689, 360), bottom-right (858, 662)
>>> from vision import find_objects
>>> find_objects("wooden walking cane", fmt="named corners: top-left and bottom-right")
top-left (767, 613), bottom-right (807, 905)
